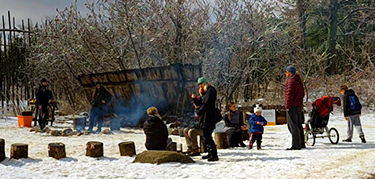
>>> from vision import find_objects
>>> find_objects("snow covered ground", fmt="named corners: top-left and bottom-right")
top-left (1, 111), bottom-right (375, 179)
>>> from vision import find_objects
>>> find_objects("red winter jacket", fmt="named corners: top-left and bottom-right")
top-left (284, 74), bottom-right (304, 110)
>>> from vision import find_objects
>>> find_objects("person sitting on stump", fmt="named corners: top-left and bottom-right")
top-left (89, 82), bottom-right (112, 133)
top-left (36, 78), bottom-right (53, 130)
top-left (143, 107), bottom-right (171, 150)
top-left (224, 103), bottom-right (247, 147)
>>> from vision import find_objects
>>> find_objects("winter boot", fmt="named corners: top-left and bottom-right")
top-left (342, 138), bottom-right (352, 142)
top-left (207, 145), bottom-right (219, 162)
top-left (360, 136), bottom-right (366, 143)
top-left (202, 145), bottom-right (211, 159)
top-left (188, 149), bottom-right (200, 156)
top-left (239, 140), bottom-right (246, 147)
top-left (183, 147), bottom-right (192, 154)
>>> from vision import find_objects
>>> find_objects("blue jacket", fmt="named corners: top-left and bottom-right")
top-left (249, 113), bottom-right (267, 134)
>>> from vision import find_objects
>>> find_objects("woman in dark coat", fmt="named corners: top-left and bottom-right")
top-left (89, 82), bottom-right (112, 133)
top-left (143, 107), bottom-right (169, 150)
top-left (192, 77), bottom-right (218, 162)
top-left (224, 103), bottom-right (246, 147)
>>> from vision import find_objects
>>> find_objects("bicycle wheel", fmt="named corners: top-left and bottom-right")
top-left (305, 130), bottom-right (315, 146)
top-left (328, 128), bottom-right (339, 144)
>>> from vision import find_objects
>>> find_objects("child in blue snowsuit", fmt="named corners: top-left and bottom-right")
top-left (249, 104), bottom-right (267, 149)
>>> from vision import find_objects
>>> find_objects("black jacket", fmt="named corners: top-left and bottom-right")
top-left (342, 89), bottom-right (361, 117)
top-left (143, 116), bottom-right (168, 150)
top-left (223, 110), bottom-right (244, 129)
top-left (91, 88), bottom-right (112, 107)
top-left (196, 85), bottom-right (217, 130)
top-left (36, 85), bottom-right (53, 106)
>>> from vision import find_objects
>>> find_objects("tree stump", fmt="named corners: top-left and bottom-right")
top-left (166, 142), bottom-right (177, 151)
top-left (214, 132), bottom-right (229, 149)
top-left (0, 139), bottom-right (5, 162)
top-left (48, 143), bottom-right (66, 159)
top-left (86, 141), bottom-right (103, 157)
top-left (11, 143), bottom-right (28, 159)
top-left (118, 141), bottom-right (136, 156)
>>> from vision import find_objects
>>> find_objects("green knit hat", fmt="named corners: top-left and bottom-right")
top-left (197, 77), bottom-right (208, 84)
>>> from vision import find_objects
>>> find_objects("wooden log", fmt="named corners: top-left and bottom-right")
top-left (118, 141), bottom-right (136, 156)
top-left (166, 142), bottom-right (177, 151)
top-left (86, 141), bottom-right (103, 157)
top-left (11, 143), bottom-right (28, 159)
top-left (214, 132), bottom-right (229, 149)
top-left (48, 143), bottom-right (66, 159)
top-left (0, 139), bottom-right (5, 162)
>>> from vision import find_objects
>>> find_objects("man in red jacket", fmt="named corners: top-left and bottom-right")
top-left (284, 66), bottom-right (305, 150)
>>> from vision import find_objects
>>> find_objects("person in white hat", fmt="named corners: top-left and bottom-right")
top-left (249, 104), bottom-right (267, 150)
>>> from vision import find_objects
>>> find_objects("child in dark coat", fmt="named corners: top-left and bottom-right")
top-left (249, 104), bottom-right (267, 149)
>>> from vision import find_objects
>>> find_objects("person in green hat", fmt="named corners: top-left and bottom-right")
top-left (191, 77), bottom-right (219, 161)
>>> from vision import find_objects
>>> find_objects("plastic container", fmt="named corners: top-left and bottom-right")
top-left (18, 116), bottom-right (33, 127)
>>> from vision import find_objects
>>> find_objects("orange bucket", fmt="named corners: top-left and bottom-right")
top-left (18, 116), bottom-right (33, 127)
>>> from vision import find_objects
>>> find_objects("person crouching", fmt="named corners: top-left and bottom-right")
top-left (143, 107), bottom-right (171, 150)
top-left (249, 105), bottom-right (267, 150)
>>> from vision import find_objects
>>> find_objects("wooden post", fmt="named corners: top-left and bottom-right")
top-left (166, 142), bottom-right (177, 151)
top-left (86, 141), bottom-right (103, 157)
top-left (11, 143), bottom-right (28, 159)
top-left (48, 143), bottom-right (66, 159)
top-left (0, 139), bottom-right (5, 162)
top-left (118, 141), bottom-right (136, 156)
top-left (214, 132), bottom-right (229, 149)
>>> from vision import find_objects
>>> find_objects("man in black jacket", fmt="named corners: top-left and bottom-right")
top-left (192, 77), bottom-right (218, 161)
top-left (89, 82), bottom-right (112, 133)
top-left (36, 78), bottom-right (53, 130)
top-left (340, 85), bottom-right (366, 143)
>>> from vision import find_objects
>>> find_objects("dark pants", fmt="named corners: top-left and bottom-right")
top-left (38, 105), bottom-right (49, 130)
top-left (249, 133), bottom-right (262, 148)
top-left (227, 128), bottom-right (243, 147)
top-left (89, 106), bottom-right (104, 132)
top-left (287, 106), bottom-right (305, 149)
top-left (203, 128), bottom-right (216, 148)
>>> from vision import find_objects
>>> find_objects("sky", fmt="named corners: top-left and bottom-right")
top-left (0, 0), bottom-right (92, 27)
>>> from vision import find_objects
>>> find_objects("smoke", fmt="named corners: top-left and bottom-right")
top-left (113, 92), bottom-right (168, 127)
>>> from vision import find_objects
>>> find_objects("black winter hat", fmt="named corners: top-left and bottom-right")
top-left (41, 78), bottom-right (47, 83)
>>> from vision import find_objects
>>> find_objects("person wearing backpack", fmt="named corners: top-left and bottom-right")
top-left (191, 77), bottom-right (218, 161)
top-left (340, 85), bottom-right (366, 143)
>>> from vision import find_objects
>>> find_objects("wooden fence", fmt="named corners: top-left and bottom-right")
top-left (0, 11), bottom-right (34, 114)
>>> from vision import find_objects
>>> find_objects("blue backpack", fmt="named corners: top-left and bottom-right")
top-left (349, 95), bottom-right (362, 113)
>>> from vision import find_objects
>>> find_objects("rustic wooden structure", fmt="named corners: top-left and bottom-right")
top-left (166, 142), bottom-right (177, 151)
top-left (0, 139), bottom-right (5, 162)
top-left (86, 141), bottom-right (103, 157)
top-left (48, 143), bottom-right (66, 159)
top-left (214, 132), bottom-right (229, 149)
top-left (78, 64), bottom-right (202, 125)
top-left (0, 11), bottom-right (34, 114)
top-left (11, 143), bottom-right (28, 159)
top-left (118, 141), bottom-right (136, 156)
